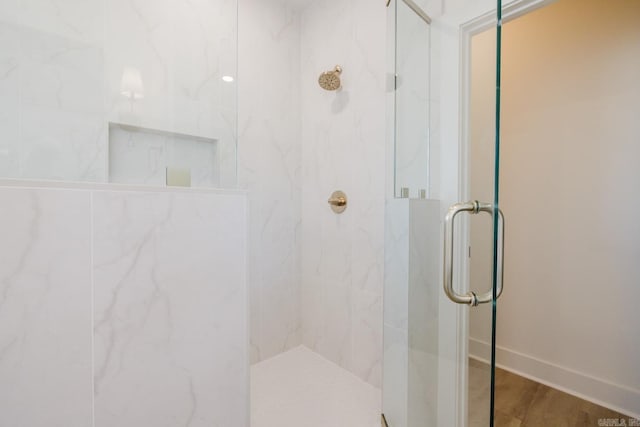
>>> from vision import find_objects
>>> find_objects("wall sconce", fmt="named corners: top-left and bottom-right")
top-left (121, 67), bottom-right (144, 111)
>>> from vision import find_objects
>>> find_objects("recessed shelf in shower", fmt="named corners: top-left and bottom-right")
top-left (108, 122), bottom-right (219, 188)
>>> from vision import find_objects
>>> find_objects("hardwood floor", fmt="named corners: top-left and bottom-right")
top-left (468, 359), bottom-right (634, 426)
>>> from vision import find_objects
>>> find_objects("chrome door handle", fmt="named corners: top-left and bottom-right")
top-left (443, 201), bottom-right (505, 306)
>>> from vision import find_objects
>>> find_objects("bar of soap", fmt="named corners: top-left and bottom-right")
top-left (166, 167), bottom-right (191, 187)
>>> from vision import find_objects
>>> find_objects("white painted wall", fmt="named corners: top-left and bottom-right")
top-left (469, 0), bottom-right (640, 416)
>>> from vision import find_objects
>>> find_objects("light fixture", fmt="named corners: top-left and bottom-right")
top-left (222, 75), bottom-right (234, 83)
top-left (121, 67), bottom-right (144, 100)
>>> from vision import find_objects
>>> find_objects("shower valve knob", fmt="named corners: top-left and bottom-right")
top-left (328, 197), bottom-right (346, 206)
top-left (328, 191), bottom-right (347, 214)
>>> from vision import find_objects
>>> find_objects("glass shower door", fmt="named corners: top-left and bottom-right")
top-left (458, 3), bottom-right (504, 426)
top-left (386, 1), bottom-right (640, 425)
top-left (480, 0), bottom-right (640, 425)
top-left (383, 0), bottom-right (503, 426)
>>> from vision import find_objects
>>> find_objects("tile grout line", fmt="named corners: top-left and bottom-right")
top-left (90, 191), bottom-right (95, 427)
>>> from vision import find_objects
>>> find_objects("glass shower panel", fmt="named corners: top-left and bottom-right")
top-left (383, 0), bottom-right (437, 424)
top-left (393, 0), bottom-right (430, 199)
top-left (0, 0), bottom-right (237, 188)
top-left (383, 197), bottom-right (442, 427)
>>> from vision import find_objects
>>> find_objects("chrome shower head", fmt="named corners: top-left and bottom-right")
top-left (318, 65), bottom-right (342, 91)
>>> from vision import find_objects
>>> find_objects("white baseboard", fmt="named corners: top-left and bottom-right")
top-left (469, 338), bottom-right (640, 420)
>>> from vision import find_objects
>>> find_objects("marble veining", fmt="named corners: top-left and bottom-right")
top-left (92, 191), bottom-right (248, 427)
top-left (0, 0), bottom-right (238, 187)
top-left (382, 199), bottom-right (441, 426)
top-left (238, 0), bottom-right (302, 364)
top-left (0, 185), bottom-right (249, 427)
top-left (0, 188), bottom-right (92, 427)
top-left (238, 0), bottom-right (388, 383)
top-left (299, 0), bottom-right (386, 388)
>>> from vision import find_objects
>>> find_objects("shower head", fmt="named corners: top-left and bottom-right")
top-left (318, 65), bottom-right (342, 91)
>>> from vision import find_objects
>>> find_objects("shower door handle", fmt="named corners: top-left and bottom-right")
top-left (443, 201), bottom-right (504, 306)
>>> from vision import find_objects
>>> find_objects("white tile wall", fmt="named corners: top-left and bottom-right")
top-left (382, 199), bottom-right (440, 427)
top-left (2, 0), bottom-right (391, 423)
top-left (299, 0), bottom-right (386, 388)
top-left (0, 188), bottom-right (92, 427)
top-left (0, 184), bottom-right (248, 427)
top-left (239, 0), bottom-right (387, 388)
top-left (0, 0), bottom-right (238, 187)
top-left (407, 199), bottom-right (440, 426)
top-left (238, 0), bottom-right (303, 363)
top-left (93, 191), bottom-right (248, 427)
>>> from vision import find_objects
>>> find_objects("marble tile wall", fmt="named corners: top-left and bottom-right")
top-left (238, 0), bottom-right (303, 363)
top-left (382, 199), bottom-right (440, 427)
top-left (0, 184), bottom-right (248, 427)
top-left (406, 199), bottom-right (440, 427)
top-left (0, 0), bottom-right (238, 187)
top-left (0, 187), bottom-right (93, 427)
top-left (382, 200), bottom-right (411, 427)
top-left (299, 0), bottom-right (387, 388)
top-left (1, 0), bottom-right (389, 398)
top-left (238, 0), bottom-right (387, 389)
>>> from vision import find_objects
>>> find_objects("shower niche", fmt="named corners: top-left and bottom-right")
top-left (108, 123), bottom-right (219, 188)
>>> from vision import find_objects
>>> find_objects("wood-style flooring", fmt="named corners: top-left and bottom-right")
top-left (468, 359), bottom-right (634, 427)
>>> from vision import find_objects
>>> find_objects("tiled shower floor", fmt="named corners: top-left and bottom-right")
top-left (251, 346), bottom-right (381, 427)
